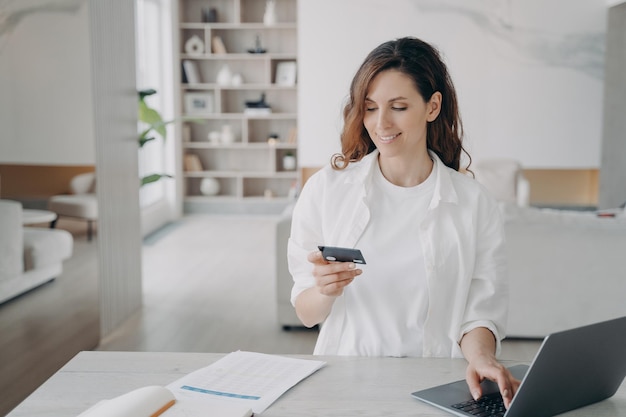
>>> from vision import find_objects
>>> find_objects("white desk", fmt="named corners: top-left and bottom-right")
top-left (21, 209), bottom-right (57, 226)
top-left (7, 351), bottom-right (626, 416)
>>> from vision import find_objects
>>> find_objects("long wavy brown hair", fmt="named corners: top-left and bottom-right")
top-left (332, 37), bottom-right (470, 172)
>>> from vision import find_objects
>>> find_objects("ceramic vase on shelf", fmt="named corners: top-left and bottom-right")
top-left (221, 125), bottom-right (235, 144)
top-left (283, 153), bottom-right (296, 171)
top-left (202, 7), bottom-right (218, 23)
top-left (216, 64), bottom-right (232, 86)
top-left (263, 0), bottom-right (277, 25)
top-left (231, 73), bottom-right (243, 86)
top-left (200, 178), bottom-right (220, 196)
top-left (184, 35), bottom-right (204, 56)
top-left (207, 131), bottom-right (221, 144)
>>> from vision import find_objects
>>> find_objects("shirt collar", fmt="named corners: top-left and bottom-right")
top-left (429, 150), bottom-right (459, 209)
top-left (343, 149), bottom-right (460, 209)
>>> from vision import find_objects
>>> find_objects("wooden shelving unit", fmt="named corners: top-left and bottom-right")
top-left (176, 0), bottom-right (298, 212)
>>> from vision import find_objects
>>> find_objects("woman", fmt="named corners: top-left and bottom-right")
top-left (287, 37), bottom-right (519, 407)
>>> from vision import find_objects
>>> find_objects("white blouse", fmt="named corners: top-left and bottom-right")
top-left (288, 150), bottom-right (508, 358)
top-left (335, 160), bottom-right (435, 356)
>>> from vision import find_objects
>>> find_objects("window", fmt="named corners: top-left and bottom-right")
top-left (135, 0), bottom-right (174, 208)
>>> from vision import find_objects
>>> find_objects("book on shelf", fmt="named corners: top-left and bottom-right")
top-left (287, 126), bottom-right (297, 144)
top-left (212, 36), bottom-right (227, 54)
top-left (183, 154), bottom-right (203, 172)
top-left (182, 60), bottom-right (201, 84)
top-left (244, 107), bottom-right (272, 115)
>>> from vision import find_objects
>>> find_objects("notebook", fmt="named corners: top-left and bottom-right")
top-left (411, 316), bottom-right (626, 417)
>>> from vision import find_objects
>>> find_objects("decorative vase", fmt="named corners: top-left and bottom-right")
top-left (231, 73), bottom-right (243, 86)
top-left (221, 125), bottom-right (235, 144)
top-left (216, 64), bottom-right (232, 86)
top-left (283, 154), bottom-right (296, 171)
top-left (184, 35), bottom-right (204, 56)
top-left (202, 7), bottom-right (218, 23)
top-left (200, 178), bottom-right (220, 196)
top-left (263, 0), bottom-right (277, 25)
top-left (207, 131), bottom-right (221, 144)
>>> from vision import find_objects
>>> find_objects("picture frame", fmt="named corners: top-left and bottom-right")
top-left (275, 61), bottom-right (297, 86)
top-left (184, 92), bottom-right (214, 115)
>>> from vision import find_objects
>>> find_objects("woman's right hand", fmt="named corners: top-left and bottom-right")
top-left (307, 250), bottom-right (362, 297)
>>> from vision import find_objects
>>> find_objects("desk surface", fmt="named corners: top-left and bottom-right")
top-left (7, 351), bottom-right (626, 416)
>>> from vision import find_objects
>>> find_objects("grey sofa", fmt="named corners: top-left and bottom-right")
top-left (502, 204), bottom-right (626, 337)
top-left (276, 202), bottom-right (626, 337)
top-left (0, 200), bottom-right (73, 305)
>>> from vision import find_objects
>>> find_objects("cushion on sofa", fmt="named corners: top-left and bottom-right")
top-left (473, 159), bottom-right (521, 204)
top-left (23, 228), bottom-right (73, 270)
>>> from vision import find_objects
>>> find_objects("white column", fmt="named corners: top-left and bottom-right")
top-left (88, 0), bottom-right (143, 336)
top-left (599, 3), bottom-right (626, 209)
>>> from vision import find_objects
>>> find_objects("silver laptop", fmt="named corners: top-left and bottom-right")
top-left (412, 316), bottom-right (626, 417)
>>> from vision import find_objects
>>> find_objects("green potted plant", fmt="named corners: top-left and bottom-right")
top-left (137, 88), bottom-right (174, 186)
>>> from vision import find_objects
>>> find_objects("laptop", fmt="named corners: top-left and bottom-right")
top-left (411, 316), bottom-right (626, 417)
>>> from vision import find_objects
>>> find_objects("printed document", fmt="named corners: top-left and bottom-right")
top-left (167, 351), bottom-right (326, 413)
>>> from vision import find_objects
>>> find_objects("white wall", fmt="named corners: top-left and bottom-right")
top-left (298, 0), bottom-right (607, 169)
top-left (0, 1), bottom-right (95, 165)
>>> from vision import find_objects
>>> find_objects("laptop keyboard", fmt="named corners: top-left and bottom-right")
top-left (451, 392), bottom-right (506, 417)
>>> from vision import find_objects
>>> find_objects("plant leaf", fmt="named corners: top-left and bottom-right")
top-left (138, 89), bottom-right (157, 100)
top-left (139, 136), bottom-right (156, 148)
top-left (138, 91), bottom-right (169, 141)
top-left (138, 100), bottom-right (162, 125)
top-left (141, 173), bottom-right (173, 186)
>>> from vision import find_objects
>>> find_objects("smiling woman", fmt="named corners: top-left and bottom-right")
top-left (289, 36), bottom-right (519, 408)
top-left (334, 37), bottom-right (466, 173)
top-left (362, 70), bottom-right (438, 187)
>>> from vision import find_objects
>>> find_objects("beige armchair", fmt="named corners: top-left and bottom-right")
top-left (48, 172), bottom-right (98, 241)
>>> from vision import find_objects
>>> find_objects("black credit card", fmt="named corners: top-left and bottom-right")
top-left (318, 246), bottom-right (366, 264)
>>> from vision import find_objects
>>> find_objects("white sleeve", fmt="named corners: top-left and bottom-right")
top-left (459, 193), bottom-right (509, 356)
top-left (287, 172), bottom-right (325, 306)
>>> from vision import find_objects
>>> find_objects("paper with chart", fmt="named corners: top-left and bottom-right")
top-left (166, 351), bottom-right (326, 413)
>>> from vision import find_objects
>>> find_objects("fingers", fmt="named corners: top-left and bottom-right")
top-left (491, 366), bottom-right (521, 409)
top-left (497, 373), bottom-right (521, 409)
top-left (496, 373), bottom-right (513, 409)
top-left (466, 363), bottom-right (521, 409)
top-left (465, 367), bottom-right (483, 401)
top-left (307, 250), bottom-right (362, 297)
top-left (307, 249), bottom-right (325, 264)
